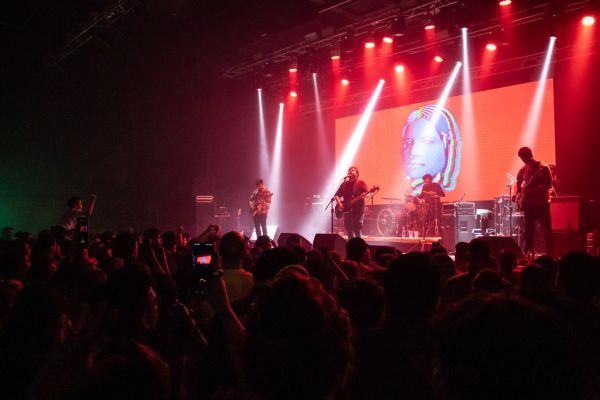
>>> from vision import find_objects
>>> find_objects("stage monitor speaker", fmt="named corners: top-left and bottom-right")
top-left (478, 236), bottom-right (524, 259)
top-left (313, 234), bottom-right (347, 258)
top-left (277, 233), bottom-right (313, 251)
top-left (250, 225), bottom-right (280, 242)
top-left (551, 231), bottom-right (585, 259)
top-left (441, 214), bottom-right (476, 251)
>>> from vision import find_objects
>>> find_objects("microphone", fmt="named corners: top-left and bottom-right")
top-left (506, 172), bottom-right (517, 183)
top-left (456, 192), bottom-right (466, 205)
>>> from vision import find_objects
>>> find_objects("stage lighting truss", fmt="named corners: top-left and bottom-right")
top-left (46, 0), bottom-right (141, 67)
top-left (298, 38), bottom-right (599, 115)
top-left (222, 0), bottom-right (597, 81)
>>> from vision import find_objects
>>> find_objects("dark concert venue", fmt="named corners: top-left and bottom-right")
top-left (1, 1), bottom-right (600, 399)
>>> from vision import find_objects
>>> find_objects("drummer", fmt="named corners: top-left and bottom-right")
top-left (419, 173), bottom-right (445, 223)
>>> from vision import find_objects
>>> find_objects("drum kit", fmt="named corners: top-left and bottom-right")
top-left (493, 195), bottom-right (524, 239)
top-left (375, 195), bottom-right (428, 237)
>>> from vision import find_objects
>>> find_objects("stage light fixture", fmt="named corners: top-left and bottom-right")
top-left (390, 16), bottom-right (407, 37)
top-left (288, 57), bottom-right (298, 73)
top-left (424, 20), bottom-right (436, 30)
top-left (382, 35), bottom-right (394, 44)
top-left (486, 41), bottom-right (497, 51)
top-left (340, 33), bottom-right (355, 53)
top-left (330, 45), bottom-right (341, 60)
top-left (262, 61), bottom-right (274, 77)
top-left (364, 34), bottom-right (376, 48)
top-left (434, 55), bottom-right (444, 63)
top-left (290, 90), bottom-right (298, 97)
top-left (394, 64), bottom-right (405, 72)
top-left (341, 78), bottom-right (350, 86)
top-left (582, 15), bottom-right (595, 26)
top-left (499, 0), bottom-right (512, 6)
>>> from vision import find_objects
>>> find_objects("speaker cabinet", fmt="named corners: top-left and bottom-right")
top-left (550, 196), bottom-right (583, 231)
top-left (277, 233), bottom-right (313, 251)
top-left (441, 214), bottom-right (457, 250)
top-left (442, 214), bottom-right (476, 248)
top-left (313, 234), bottom-right (347, 258)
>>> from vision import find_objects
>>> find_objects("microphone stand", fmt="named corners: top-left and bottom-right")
top-left (325, 176), bottom-right (349, 235)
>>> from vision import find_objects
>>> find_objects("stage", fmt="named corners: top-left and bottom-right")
top-left (344, 235), bottom-right (443, 253)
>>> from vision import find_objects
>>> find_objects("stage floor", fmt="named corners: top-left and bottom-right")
top-left (342, 235), bottom-right (442, 253)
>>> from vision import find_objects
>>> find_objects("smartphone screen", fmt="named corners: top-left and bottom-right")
top-left (191, 242), bottom-right (216, 293)
top-left (76, 216), bottom-right (89, 246)
top-left (192, 242), bottom-right (214, 266)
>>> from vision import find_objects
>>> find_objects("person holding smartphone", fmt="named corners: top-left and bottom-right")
top-left (56, 194), bottom-right (97, 240)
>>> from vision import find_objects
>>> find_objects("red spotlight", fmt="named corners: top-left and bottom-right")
top-left (364, 40), bottom-right (375, 49)
top-left (582, 15), bottom-right (595, 26)
top-left (434, 55), bottom-right (444, 63)
top-left (290, 91), bottom-right (298, 97)
top-left (394, 64), bottom-right (405, 72)
top-left (382, 35), bottom-right (394, 44)
top-left (498, 0), bottom-right (511, 6)
top-left (424, 23), bottom-right (435, 30)
top-left (341, 78), bottom-right (350, 86)
top-left (331, 54), bottom-right (340, 60)
top-left (486, 42), bottom-right (497, 51)
top-left (288, 67), bottom-right (298, 73)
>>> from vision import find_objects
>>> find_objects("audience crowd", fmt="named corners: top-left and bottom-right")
top-left (1, 209), bottom-right (600, 399)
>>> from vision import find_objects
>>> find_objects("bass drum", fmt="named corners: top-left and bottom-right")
top-left (376, 208), bottom-right (408, 236)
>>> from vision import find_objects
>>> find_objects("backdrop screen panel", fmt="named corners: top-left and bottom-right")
top-left (335, 80), bottom-right (556, 203)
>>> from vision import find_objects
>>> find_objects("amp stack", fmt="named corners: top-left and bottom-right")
top-left (442, 202), bottom-right (476, 250)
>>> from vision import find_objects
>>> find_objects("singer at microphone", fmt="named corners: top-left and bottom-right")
top-left (335, 166), bottom-right (368, 239)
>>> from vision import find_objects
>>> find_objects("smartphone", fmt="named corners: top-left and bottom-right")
top-left (75, 216), bottom-right (89, 246)
top-left (191, 241), bottom-right (216, 294)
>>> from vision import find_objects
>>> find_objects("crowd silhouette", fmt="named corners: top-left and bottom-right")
top-left (1, 213), bottom-right (600, 399)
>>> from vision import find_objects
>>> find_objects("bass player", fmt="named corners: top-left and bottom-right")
top-left (514, 146), bottom-right (553, 256)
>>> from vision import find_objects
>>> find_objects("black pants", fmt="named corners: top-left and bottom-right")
top-left (344, 209), bottom-right (364, 239)
top-left (523, 204), bottom-right (552, 255)
top-left (253, 213), bottom-right (268, 237)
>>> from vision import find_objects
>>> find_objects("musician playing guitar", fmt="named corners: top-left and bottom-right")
top-left (249, 178), bottom-right (273, 238)
top-left (514, 146), bottom-right (553, 256)
top-left (335, 166), bottom-right (369, 239)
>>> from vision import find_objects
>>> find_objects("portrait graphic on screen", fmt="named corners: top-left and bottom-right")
top-left (402, 104), bottom-right (461, 193)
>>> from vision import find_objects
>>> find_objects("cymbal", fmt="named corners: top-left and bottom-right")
top-left (381, 197), bottom-right (403, 201)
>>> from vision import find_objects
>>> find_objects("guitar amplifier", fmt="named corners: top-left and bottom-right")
top-left (442, 203), bottom-right (455, 216)
top-left (456, 202), bottom-right (476, 215)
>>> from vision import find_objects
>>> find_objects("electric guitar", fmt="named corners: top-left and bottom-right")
top-left (250, 192), bottom-right (273, 216)
top-left (334, 186), bottom-right (379, 219)
top-left (515, 164), bottom-right (545, 211)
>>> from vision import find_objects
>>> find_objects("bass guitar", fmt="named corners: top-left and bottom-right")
top-left (515, 164), bottom-right (544, 211)
top-left (334, 186), bottom-right (379, 219)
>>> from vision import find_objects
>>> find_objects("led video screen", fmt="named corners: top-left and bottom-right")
top-left (335, 80), bottom-right (556, 203)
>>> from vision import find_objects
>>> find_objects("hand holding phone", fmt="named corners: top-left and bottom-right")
top-left (191, 242), bottom-right (217, 295)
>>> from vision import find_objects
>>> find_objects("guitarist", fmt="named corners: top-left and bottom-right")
top-left (514, 147), bottom-right (553, 256)
top-left (335, 166), bottom-right (369, 239)
top-left (249, 178), bottom-right (272, 238)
